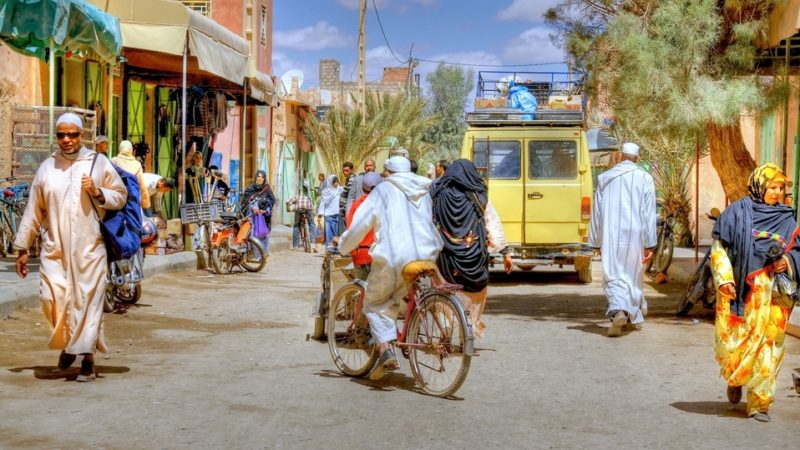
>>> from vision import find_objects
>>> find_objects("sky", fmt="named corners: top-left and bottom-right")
top-left (272, 0), bottom-right (569, 95)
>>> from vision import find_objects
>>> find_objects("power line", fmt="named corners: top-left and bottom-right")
top-left (371, 0), bottom-right (408, 65)
top-left (413, 58), bottom-right (567, 68)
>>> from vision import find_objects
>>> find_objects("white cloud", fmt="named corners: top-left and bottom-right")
top-left (274, 21), bottom-right (352, 51)
top-left (272, 51), bottom-right (319, 89)
top-left (502, 26), bottom-right (565, 64)
top-left (411, 0), bottom-right (439, 5)
top-left (497, 0), bottom-right (562, 22)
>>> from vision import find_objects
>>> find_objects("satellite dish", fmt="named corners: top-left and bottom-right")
top-left (320, 89), bottom-right (332, 105)
top-left (280, 69), bottom-right (304, 93)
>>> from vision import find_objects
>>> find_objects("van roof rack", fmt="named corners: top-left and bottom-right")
top-left (466, 108), bottom-right (584, 127)
top-left (471, 71), bottom-right (586, 127)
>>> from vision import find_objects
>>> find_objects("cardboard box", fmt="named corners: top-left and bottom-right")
top-left (167, 218), bottom-right (183, 235)
top-left (157, 229), bottom-right (168, 240)
top-left (474, 97), bottom-right (508, 109)
top-left (548, 95), bottom-right (582, 111)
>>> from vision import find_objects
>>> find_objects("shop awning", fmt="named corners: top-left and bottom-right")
top-left (88, 0), bottom-right (249, 85)
top-left (0, 0), bottom-right (122, 63)
top-left (766, 0), bottom-right (800, 47)
top-left (247, 64), bottom-right (277, 105)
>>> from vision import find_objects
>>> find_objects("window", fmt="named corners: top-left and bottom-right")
top-left (474, 140), bottom-right (521, 179)
top-left (528, 141), bottom-right (578, 179)
top-left (261, 6), bottom-right (268, 46)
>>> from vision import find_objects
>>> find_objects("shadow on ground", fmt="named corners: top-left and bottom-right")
top-left (8, 365), bottom-right (131, 380)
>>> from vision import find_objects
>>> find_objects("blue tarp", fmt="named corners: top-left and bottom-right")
top-left (0, 0), bottom-right (121, 63)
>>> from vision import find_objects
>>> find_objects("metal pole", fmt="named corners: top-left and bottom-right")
top-left (357, 0), bottom-right (367, 116)
top-left (782, 38), bottom-right (791, 169)
top-left (48, 38), bottom-right (55, 151)
top-left (242, 79), bottom-right (247, 192)
top-left (108, 64), bottom-right (113, 156)
top-left (181, 41), bottom-right (188, 206)
top-left (695, 131), bottom-right (700, 262)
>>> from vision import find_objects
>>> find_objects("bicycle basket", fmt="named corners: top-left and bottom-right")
top-left (179, 203), bottom-right (220, 224)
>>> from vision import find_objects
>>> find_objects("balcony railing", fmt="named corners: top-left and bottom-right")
top-left (181, 1), bottom-right (211, 16)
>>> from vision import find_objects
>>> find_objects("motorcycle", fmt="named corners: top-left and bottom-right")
top-left (103, 247), bottom-right (145, 312)
top-left (676, 208), bottom-right (720, 316)
top-left (208, 209), bottom-right (267, 274)
top-left (646, 203), bottom-right (680, 275)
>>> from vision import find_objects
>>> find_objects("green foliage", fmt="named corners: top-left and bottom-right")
top-left (304, 91), bottom-right (435, 173)
top-left (422, 63), bottom-right (474, 161)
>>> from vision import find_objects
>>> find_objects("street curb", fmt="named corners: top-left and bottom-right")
top-left (0, 251), bottom-right (198, 316)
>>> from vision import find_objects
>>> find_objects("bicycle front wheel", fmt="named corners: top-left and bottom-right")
top-left (407, 292), bottom-right (472, 397)
top-left (241, 236), bottom-right (267, 272)
top-left (327, 283), bottom-right (378, 377)
top-left (652, 235), bottom-right (674, 274)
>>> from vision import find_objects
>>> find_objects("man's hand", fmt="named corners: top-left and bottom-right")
top-left (81, 175), bottom-right (101, 198)
top-left (503, 254), bottom-right (513, 274)
top-left (16, 250), bottom-right (29, 279)
top-left (774, 257), bottom-right (788, 274)
top-left (643, 248), bottom-right (654, 265)
top-left (331, 237), bottom-right (340, 247)
top-left (719, 282), bottom-right (736, 298)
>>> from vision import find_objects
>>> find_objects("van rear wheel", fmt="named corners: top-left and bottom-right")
top-left (577, 265), bottom-right (592, 284)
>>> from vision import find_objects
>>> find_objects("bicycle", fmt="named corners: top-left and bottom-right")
top-left (0, 176), bottom-right (31, 257)
top-left (298, 209), bottom-right (313, 253)
top-left (311, 248), bottom-right (356, 339)
top-left (327, 250), bottom-right (474, 398)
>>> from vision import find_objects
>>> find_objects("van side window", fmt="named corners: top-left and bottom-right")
top-left (529, 141), bottom-right (578, 179)
top-left (474, 140), bottom-right (521, 179)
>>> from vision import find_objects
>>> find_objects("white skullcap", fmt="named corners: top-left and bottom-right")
top-left (385, 156), bottom-right (411, 173)
top-left (622, 142), bottom-right (640, 156)
top-left (361, 171), bottom-right (383, 191)
top-left (56, 112), bottom-right (83, 129)
top-left (96, 135), bottom-right (108, 143)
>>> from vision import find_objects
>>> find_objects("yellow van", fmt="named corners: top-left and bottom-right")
top-left (460, 72), bottom-right (595, 282)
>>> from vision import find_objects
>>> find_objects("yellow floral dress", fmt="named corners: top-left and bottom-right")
top-left (710, 240), bottom-right (793, 416)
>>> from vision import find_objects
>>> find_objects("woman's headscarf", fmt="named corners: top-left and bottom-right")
top-left (713, 163), bottom-right (800, 316)
top-left (241, 170), bottom-right (274, 213)
top-left (431, 159), bottom-right (489, 292)
top-left (320, 174), bottom-right (340, 203)
top-left (111, 140), bottom-right (143, 175)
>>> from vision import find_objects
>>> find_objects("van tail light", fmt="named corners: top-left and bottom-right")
top-left (581, 196), bottom-right (591, 220)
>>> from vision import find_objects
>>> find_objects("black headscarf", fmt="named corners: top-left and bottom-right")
top-left (431, 159), bottom-right (489, 292)
top-left (241, 170), bottom-right (275, 213)
top-left (712, 163), bottom-right (800, 316)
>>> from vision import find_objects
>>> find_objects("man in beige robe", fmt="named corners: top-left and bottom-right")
top-left (14, 112), bottom-right (127, 381)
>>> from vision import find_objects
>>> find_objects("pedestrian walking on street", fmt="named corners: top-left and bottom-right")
top-left (338, 162), bottom-right (355, 232)
top-left (344, 171), bottom-right (383, 280)
top-left (709, 163), bottom-right (800, 423)
top-left (336, 156), bottom-right (443, 381)
top-left (318, 175), bottom-right (342, 246)
top-left (111, 140), bottom-right (151, 210)
top-left (13, 112), bottom-right (128, 382)
top-left (431, 159), bottom-right (512, 338)
top-left (589, 142), bottom-right (657, 337)
top-left (241, 170), bottom-right (275, 254)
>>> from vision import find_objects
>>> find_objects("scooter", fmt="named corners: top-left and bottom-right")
top-left (676, 208), bottom-right (720, 316)
top-left (103, 247), bottom-right (145, 312)
top-left (208, 210), bottom-right (267, 274)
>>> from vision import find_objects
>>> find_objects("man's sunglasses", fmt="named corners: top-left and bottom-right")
top-left (56, 132), bottom-right (81, 139)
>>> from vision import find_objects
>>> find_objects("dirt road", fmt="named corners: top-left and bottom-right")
top-left (1, 250), bottom-right (798, 448)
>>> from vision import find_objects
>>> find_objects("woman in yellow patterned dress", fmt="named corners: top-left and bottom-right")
top-left (710, 163), bottom-right (799, 422)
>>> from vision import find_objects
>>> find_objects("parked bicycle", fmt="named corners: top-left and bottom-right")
top-left (0, 176), bottom-right (35, 257)
top-left (326, 249), bottom-right (474, 397)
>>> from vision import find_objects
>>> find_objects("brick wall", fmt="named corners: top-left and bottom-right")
top-left (319, 59), bottom-right (340, 90)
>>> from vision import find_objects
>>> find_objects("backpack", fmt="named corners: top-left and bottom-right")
top-left (90, 154), bottom-right (143, 262)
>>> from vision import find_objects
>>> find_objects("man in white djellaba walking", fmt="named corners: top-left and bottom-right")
top-left (589, 142), bottom-right (657, 337)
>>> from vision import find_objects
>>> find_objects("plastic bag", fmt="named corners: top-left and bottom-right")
top-left (252, 213), bottom-right (268, 239)
top-left (508, 85), bottom-right (538, 120)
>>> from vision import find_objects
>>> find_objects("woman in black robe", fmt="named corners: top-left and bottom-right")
top-left (240, 170), bottom-right (275, 253)
top-left (431, 159), bottom-right (512, 337)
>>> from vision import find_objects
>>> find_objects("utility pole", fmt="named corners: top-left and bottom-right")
top-left (357, 0), bottom-right (367, 116)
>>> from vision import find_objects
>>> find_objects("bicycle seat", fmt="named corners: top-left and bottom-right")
top-left (2, 189), bottom-right (13, 198)
top-left (402, 260), bottom-right (438, 282)
top-left (220, 211), bottom-right (238, 220)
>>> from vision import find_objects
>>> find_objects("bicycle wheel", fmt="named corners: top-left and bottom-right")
top-left (407, 292), bottom-right (472, 397)
top-left (302, 220), bottom-right (311, 253)
top-left (210, 238), bottom-right (228, 274)
top-left (103, 286), bottom-right (115, 313)
top-left (241, 236), bottom-right (267, 272)
top-left (652, 235), bottom-right (675, 274)
top-left (327, 283), bottom-right (378, 377)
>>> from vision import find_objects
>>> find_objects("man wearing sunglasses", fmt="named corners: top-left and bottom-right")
top-left (13, 112), bottom-right (128, 382)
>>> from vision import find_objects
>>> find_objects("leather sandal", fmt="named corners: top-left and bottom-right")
top-left (76, 355), bottom-right (96, 382)
top-left (57, 351), bottom-right (76, 370)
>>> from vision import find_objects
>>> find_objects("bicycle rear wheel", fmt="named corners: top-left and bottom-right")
top-left (327, 283), bottom-right (378, 377)
top-left (407, 292), bottom-right (472, 397)
top-left (302, 220), bottom-right (311, 253)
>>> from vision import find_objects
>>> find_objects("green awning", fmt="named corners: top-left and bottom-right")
top-left (0, 0), bottom-right (121, 63)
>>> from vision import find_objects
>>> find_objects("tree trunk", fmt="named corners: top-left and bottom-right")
top-left (706, 121), bottom-right (756, 201)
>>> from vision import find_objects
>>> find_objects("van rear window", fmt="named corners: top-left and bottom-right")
top-left (529, 141), bottom-right (577, 179)
top-left (473, 140), bottom-right (521, 179)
